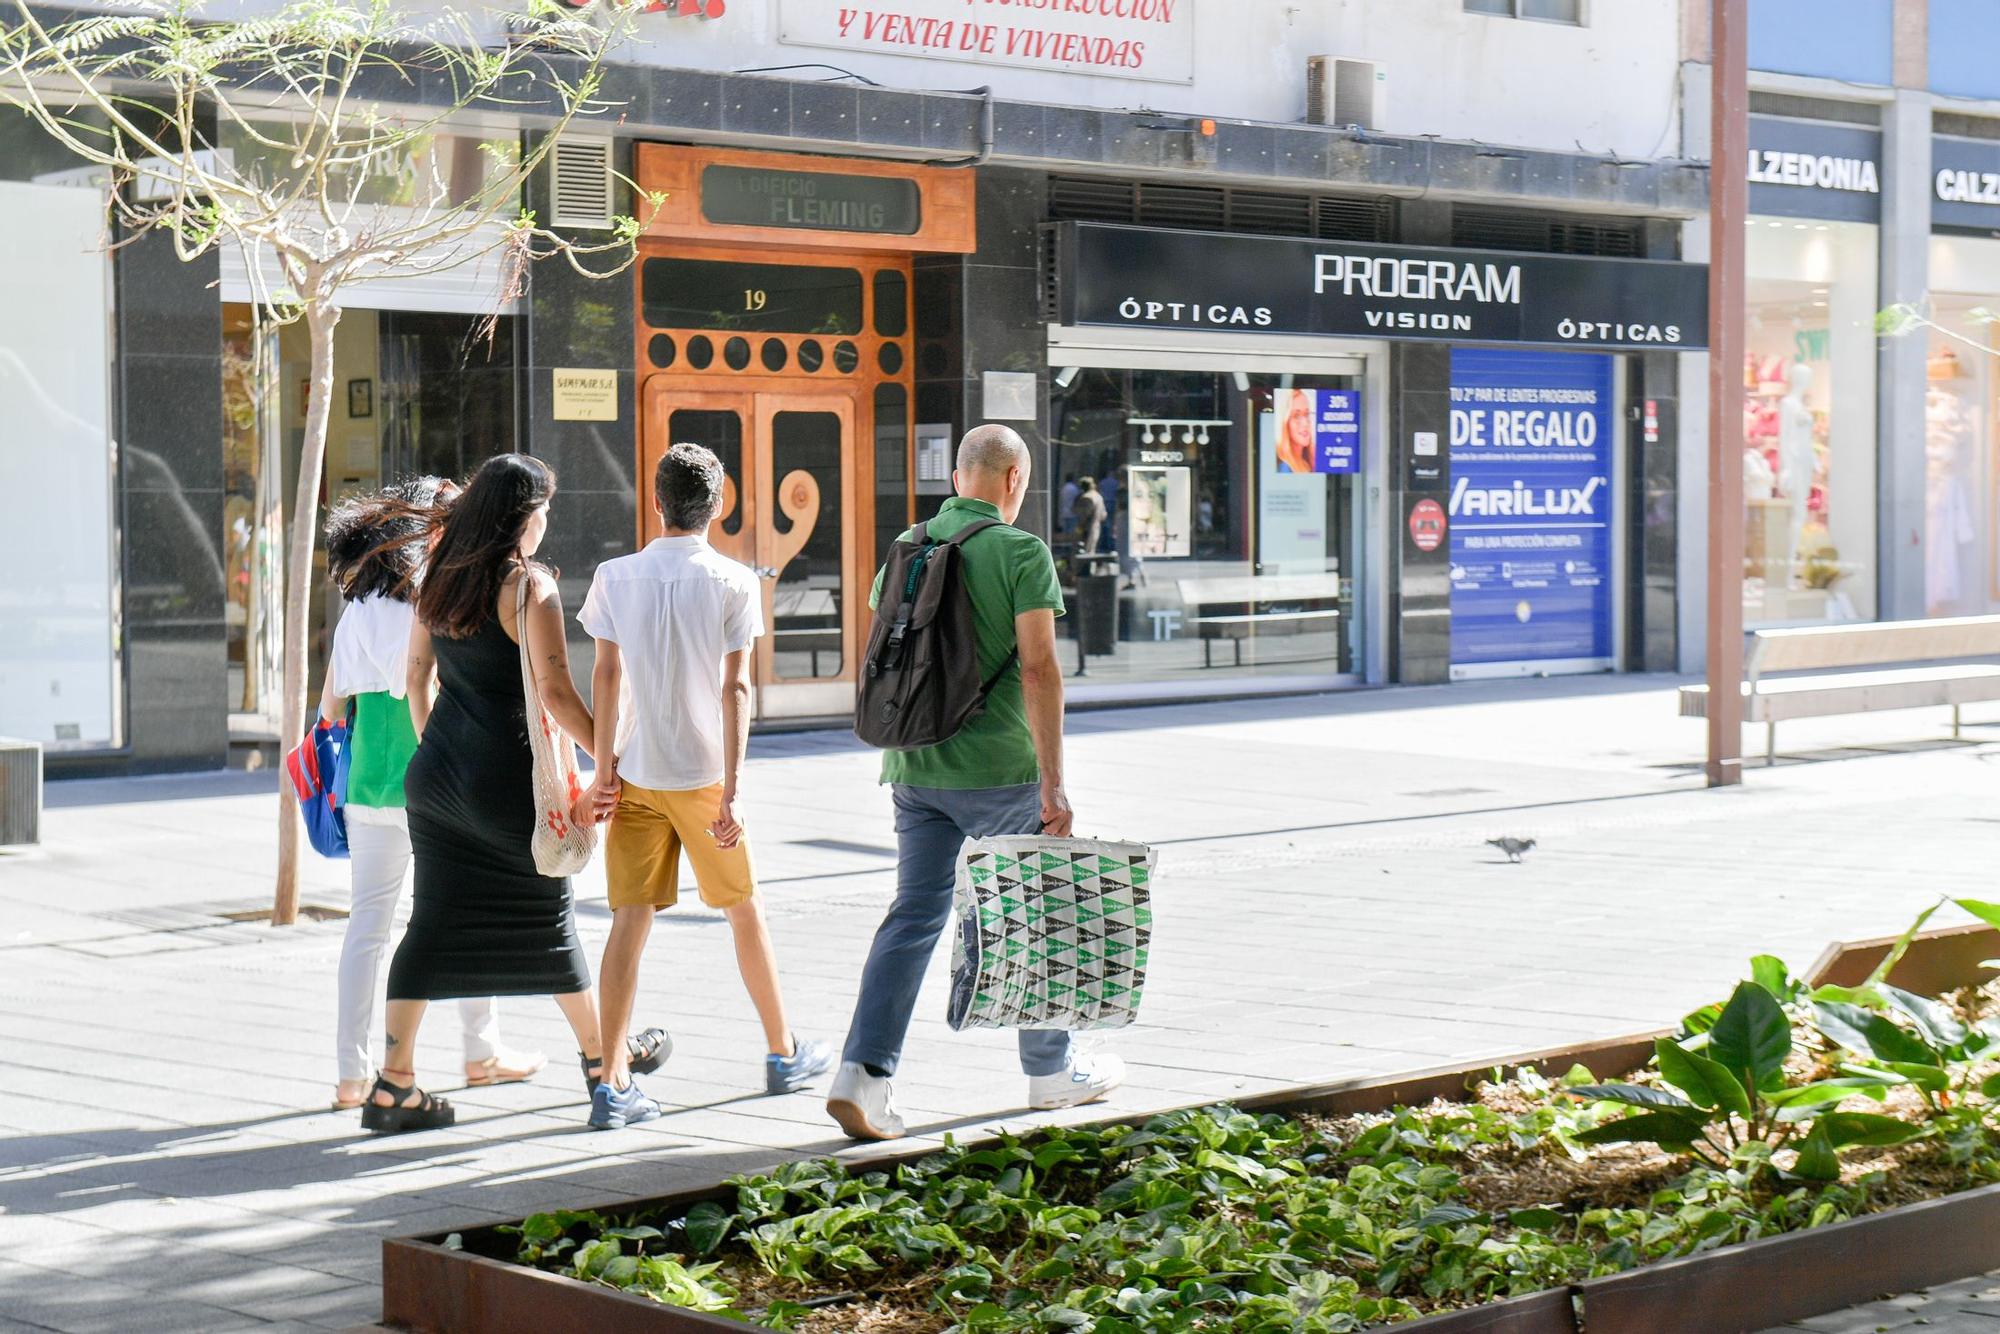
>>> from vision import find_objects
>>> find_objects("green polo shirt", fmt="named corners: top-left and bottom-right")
top-left (870, 497), bottom-right (1065, 789)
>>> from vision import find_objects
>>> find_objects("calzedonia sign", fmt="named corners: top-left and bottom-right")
top-left (1056, 222), bottom-right (1710, 352)
top-left (1935, 136), bottom-right (2000, 232)
top-left (1746, 115), bottom-right (1883, 223)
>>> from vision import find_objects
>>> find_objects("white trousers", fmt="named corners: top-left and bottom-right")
top-left (338, 806), bottom-right (501, 1082)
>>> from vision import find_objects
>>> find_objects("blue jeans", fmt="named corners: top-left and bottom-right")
top-left (842, 783), bottom-right (1073, 1078)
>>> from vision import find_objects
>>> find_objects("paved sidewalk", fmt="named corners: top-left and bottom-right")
top-left (6, 676), bottom-right (2000, 1332)
top-left (1760, 1271), bottom-right (2000, 1333)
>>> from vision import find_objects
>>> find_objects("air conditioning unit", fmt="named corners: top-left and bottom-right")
top-left (550, 137), bottom-right (614, 231)
top-left (1306, 57), bottom-right (1387, 132)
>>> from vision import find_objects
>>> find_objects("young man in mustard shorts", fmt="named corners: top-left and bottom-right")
top-left (576, 443), bottom-right (833, 1129)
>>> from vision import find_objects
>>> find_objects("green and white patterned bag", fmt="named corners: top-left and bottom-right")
top-left (947, 835), bottom-right (1155, 1032)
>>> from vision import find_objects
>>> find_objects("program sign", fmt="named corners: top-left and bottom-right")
top-left (1059, 222), bottom-right (1710, 352)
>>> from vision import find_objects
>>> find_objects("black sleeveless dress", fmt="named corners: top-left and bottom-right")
top-left (386, 613), bottom-right (592, 1000)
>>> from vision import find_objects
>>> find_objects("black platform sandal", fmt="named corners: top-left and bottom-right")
top-left (359, 1072), bottom-right (456, 1135)
top-left (580, 1027), bottom-right (674, 1093)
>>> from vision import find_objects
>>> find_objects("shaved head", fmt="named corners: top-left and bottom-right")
top-left (956, 424), bottom-right (1029, 478)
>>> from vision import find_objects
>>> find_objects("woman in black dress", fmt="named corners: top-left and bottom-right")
top-left (364, 454), bottom-right (657, 1133)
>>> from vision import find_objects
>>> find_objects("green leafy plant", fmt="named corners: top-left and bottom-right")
top-left (490, 905), bottom-right (2000, 1329)
top-left (1572, 971), bottom-right (1923, 1180)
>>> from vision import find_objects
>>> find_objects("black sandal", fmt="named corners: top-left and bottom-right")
top-left (580, 1027), bottom-right (674, 1093)
top-left (359, 1073), bottom-right (456, 1135)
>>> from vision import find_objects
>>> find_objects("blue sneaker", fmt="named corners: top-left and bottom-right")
top-left (588, 1078), bottom-right (662, 1130)
top-left (765, 1036), bottom-right (835, 1095)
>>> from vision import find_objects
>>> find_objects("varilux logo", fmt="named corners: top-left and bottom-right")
top-left (1449, 476), bottom-right (1603, 518)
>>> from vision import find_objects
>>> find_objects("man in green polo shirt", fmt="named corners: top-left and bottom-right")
top-left (827, 425), bottom-right (1126, 1141)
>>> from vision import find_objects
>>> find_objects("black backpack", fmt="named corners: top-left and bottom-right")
top-left (854, 518), bottom-right (1016, 750)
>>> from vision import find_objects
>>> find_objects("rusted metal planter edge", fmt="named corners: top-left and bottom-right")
top-left (381, 925), bottom-right (2000, 1334)
top-left (1393, 1288), bottom-right (1577, 1334)
top-left (1572, 1175), bottom-right (2000, 1334)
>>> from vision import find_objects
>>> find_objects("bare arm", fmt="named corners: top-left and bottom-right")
top-left (591, 639), bottom-right (622, 784)
top-left (709, 646), bottom-right (753, 849)
top-left (521, 571), bottom-right (599, 762)
top-left (318, 674), bottom-right (347, 727)
top-left (406, 620), bottom-right (437, 739)
top-left (1016, 608), bottom-right (1072, 837)
top-left (575, 639), bottom-right (624, 826)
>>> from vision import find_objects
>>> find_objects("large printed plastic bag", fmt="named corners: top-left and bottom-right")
top-left (947, 835), bottom-right (1155, 1031)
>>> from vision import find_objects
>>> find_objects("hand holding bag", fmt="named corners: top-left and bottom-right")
top-left (947, 835), bottom-right (1155, 1032)
top-left (515, 573), bottom-right (595, 877)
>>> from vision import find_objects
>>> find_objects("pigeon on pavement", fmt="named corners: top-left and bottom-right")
top-left (1486, 836), bottom-right (1536, 864)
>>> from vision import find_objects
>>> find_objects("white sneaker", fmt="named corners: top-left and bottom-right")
top-left (1028, 1052), bottom-right (1127, 1110)
top-left (826, 1061), bottom-right (906, 1141)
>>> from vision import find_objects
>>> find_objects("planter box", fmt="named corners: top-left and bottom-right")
top-left (380, 925), bottom-right (2000, 1334)
top-left (1573, 1178), bottom-right (2000, 1334)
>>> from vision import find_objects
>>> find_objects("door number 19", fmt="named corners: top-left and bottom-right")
top-left (743, 289), bottom-right (768, 311)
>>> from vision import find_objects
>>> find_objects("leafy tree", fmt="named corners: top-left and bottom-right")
top-left (1, 0), bottom-right (659, 921)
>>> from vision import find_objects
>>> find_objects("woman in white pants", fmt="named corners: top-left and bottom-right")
top-left (322, 480), bottom-right (545, 1110)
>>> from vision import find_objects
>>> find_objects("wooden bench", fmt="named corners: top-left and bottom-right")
top-left (1176, 574), bottom-right (1341, 668)
top-left (1678, 615), bottom-right (2000, 763)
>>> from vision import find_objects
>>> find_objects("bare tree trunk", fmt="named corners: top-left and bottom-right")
top-left (274, 300), bottom-right (341, 926)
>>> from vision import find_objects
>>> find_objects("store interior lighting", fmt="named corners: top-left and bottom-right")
top-left (1129, 417), bottom-right (1229, 446)
top-left (1053, 365), bottom-right (1082, 390)
top-left (1231, 371), bottom-right (1251, 392)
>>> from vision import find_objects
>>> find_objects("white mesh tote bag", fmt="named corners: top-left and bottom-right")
top-left (947, 835), bottom-right (1155, 1031)
top-left (515, 575), bottom-right (596, 877)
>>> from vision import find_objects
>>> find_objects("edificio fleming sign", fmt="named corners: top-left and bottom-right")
top-left (1055, 222), bottom-right (1710, 352)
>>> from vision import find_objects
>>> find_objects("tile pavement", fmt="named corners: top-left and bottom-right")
top-left (6, 676), bottom-right (2000, 1330)
top-left (1759, 1272), bottom-right (2000, 1332)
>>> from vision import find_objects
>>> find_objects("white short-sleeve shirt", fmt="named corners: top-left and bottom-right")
top-left (577, 536), bottom-right (764, 792)
top-left (328, 594), bottom-right (415, 699)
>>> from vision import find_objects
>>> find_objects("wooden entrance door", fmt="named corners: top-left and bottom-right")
top-left (641, 383), bottom-right (863, 719)
top-left (634, 241), bottom-right (914, 720)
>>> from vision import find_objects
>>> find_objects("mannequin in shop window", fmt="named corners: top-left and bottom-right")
top-left (1778, 363), bottom-right (1816, 579)
top-left (1925, 371), bottom-right (1978, 615)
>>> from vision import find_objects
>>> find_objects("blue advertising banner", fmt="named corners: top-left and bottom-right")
top-left (1312, 390), bottom-right (1360, 474)
top-left (1448, 348), bottom-right (1615, 672)
top-left (1273, 388), bottom-right (1361, 475)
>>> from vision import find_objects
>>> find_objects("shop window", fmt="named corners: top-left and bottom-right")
top-left (1921, 232), bottom-right (2000, 617)
top-left (1743, 218), bottom-right (1878, 626)
top-left (1050, 368), bottom-right (1359, 686)
top-left (1448, 349), bottom-right (1616, 677)
top-left (222, 305), bottom-right (284, 726)
top-left (377, 312), bottom-right (516, 481)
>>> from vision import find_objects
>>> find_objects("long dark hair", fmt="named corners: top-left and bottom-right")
top-left (324, 476), bottom-right (451, 603)
top-left (417, 453), bottom-right (556, 639)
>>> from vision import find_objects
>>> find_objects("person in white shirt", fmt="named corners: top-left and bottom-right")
top-left (316, 479), bottom-right (543, 1111)
top-left (574, 443), bottom-right (833, 1129)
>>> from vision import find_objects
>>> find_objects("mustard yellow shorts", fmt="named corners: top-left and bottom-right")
top-left (604, 781), bottom-right (757, 911)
